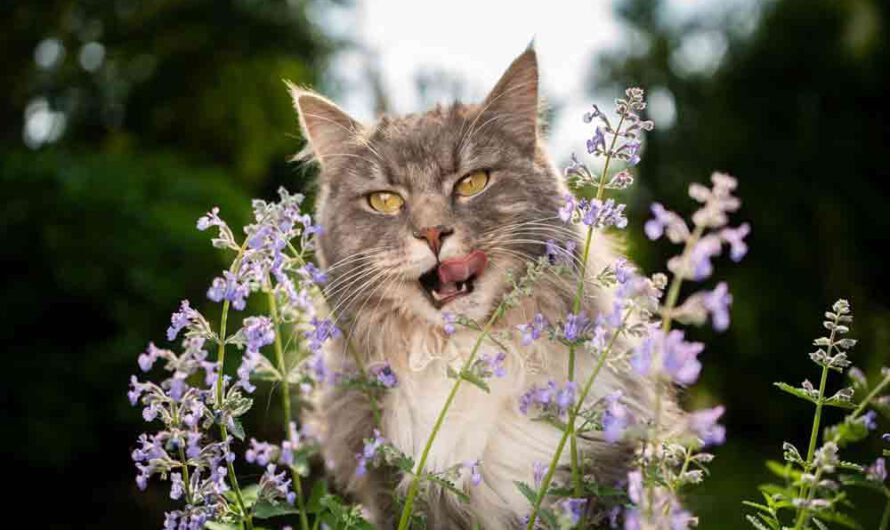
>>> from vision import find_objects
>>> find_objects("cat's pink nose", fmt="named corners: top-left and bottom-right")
top-left (413, 225), bottom-right (454, 256)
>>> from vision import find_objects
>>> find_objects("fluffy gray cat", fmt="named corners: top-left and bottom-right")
top-left (288, 48), bottom-right (668, 529)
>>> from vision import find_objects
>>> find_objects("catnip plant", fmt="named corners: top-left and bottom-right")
top-left (743, 300), bottom-right (890, 530)
top-left (127, 85), bottom-right (886, 530)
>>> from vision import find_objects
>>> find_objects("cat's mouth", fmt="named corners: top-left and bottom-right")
top-left (418, 250), bottom-right (488, 308)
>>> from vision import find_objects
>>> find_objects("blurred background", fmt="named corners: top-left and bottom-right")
top-left (2, 0), bottom-right (888, 528)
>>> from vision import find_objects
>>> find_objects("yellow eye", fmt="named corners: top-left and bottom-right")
top-left (368, 191), bottom-right (405, 214)
top-left (455, 170), bottom-right (490, 197)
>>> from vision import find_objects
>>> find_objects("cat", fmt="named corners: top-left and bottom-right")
top-left (288, 47), bottom-right (669, 529)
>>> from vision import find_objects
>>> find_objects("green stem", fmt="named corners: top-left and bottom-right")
top-left (396, 311), bottom-right (501, 530)
top-left (525, 308), bottom-right (633, 530)
top-left (846, 372), bottom-right (890, 423)
top-left (564, 114), bottom-right (627, 497)
top-left (215, 297), bottom-right (254, 529)
top-left (267, 292), bottom-right (311, 530)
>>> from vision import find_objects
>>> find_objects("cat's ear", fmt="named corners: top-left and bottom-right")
top-left (480, 47), bottom-right (539, 152)
top-left (286, 81), bottom-right (363, 166)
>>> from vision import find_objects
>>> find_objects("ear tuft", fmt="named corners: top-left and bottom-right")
top-left (285, 80), bottom-right (362, 167)
top-left (479, 49), bottom-right (539, 152)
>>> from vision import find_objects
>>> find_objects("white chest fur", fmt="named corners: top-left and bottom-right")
top-left (380, 327), bottom-right (624, 527)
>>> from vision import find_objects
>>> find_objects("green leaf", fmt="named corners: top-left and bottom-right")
top-left (813, 510), bottom-right (863, 529)
top-left (427, 474), bottom-right (470, 503)
top-left (459, 369), bottom-right (491, 393)
top-left (765, 460), bottom-right (802, 481)
top-left (230, 418), bottom-right (246, 441)
top-left (224, 484), bottom-right (260, 508)
top-left (253, 499), bottom-right (301, 519)
top-left (514, 481), bottom-right (538, 504)
top-left (205, 523), bottom-right (240, 530)
top-left (773, 382), bottom-right (817, 404)
top-left (823, 395), bottom-right (857, 409)
top-left (741, 501), bottom-right (772, 514)
top-left (307, 479), bottom-right (328, 513)
top-left (538, 507), bottom-right (559, 530)
top-left (745, 515), bottom-right (774, 530)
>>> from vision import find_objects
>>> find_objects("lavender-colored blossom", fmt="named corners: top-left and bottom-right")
top-left (557, 498), bottom-right (587, 529)
top-left (298, 262), bottom-right (328, 285)
top-left (587, 127), bottom-right (606, 154)
top-left (631, 329), bottom-right (704, 386)
top-left (689, 405), bottom-right (726, 446)
top-left (608, 169), bottom-right (634, 189)
top-left (355, 429), bottom-right (386, 477)
top-left (883, 433), bottom-right (890, 443)
top-left (866, 457), bottom-right (886, 482)
top-left (304, 317), bottom-right (340, 353)
top-left (563, 311), bottom-right (589, 342)
top-left (681, 235), bottom-right (723, 281)
top-left (623, 142), bottom-right (641, 166)
top-left (465, 460), bottom-right (482, 486)
top-left (532, 461), bottom-right (546, 489)
top-left (243, 316), bottom-right (275, 353)
top-left (644, 203), bottom-right (689, 243)
top-left (519, 380), bottom-right (560, 415)
top-left (556, 381), bottom-right (578, 417)
top-left (443, 312), bottom-right (457, 336)
top-left (246, 438), bottom-right (279, 466)
top-left (559, 194), bottom-right (576, 223)
top-left (720, 223), bottom-right (750, 262)
top-left (170, 472), bottom-right (184, 500)
top-left (545, 239), bottom-right (577, 267)
top-left (863, 410), bottom-right (878, 431)
top-left (582, 104), bottom-right (602, 123)
top-left (580, 198), bottom-right (628, 229)
top-left (479, 351), bottom-right (507, 378)
top-left (207, 271), bottom-right (249, 311)
top-left (261, 464), bottom-right (296, 505)
top-left (517, 313), bottom-right (547, 346)
top-left (280, 421), bottom-right (301, 466)
top-left (371, 363), bottom-right (399, 388)
top-left (167, 300), bottom-right (200, 341)
top-left (602, 390), bottom-right (631, 443)
top-left (703, 282), bottom-right (732, 332)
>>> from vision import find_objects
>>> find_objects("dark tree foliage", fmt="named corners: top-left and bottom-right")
top-left (594, 0), bottom-right (889, 527)
top-left (0, 1), bottom-right (334, 527)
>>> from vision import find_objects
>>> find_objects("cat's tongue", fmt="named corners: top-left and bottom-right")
top-left (436, 250), bottom-right (487, 294)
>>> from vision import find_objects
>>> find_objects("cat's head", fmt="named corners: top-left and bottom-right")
top-left (289, 48), bottom-right (568, 326)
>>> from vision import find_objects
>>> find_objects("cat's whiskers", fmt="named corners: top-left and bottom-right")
top-left (352, 272), bottom-right (404, 355)
top-left (326, 266), bottom-right (393, 321)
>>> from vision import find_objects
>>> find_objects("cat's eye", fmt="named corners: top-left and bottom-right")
top-left (454, 170), bottom-right (490, 197)
top-left (367, 191), bottom-right (405, 214)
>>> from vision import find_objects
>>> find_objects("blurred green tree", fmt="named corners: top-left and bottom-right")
top-left (0, 1), bottom-right (336, 527)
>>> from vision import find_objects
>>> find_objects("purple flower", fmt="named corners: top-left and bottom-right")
top-left (169, 472), bottom-right (184, 500)
top-left (138, 343), bottom-right (163, 372)
top-left (298, 262), bottom-right (328, 285)
top-left (685, 236), bottom-right (723, 281)
top-left (304, 317), bottom-right (340, 352)
top-left (545, 239), bottom-right (577, 267)
top-left (371, 363), bottom-right (398, 388)
top-left (261, 464), bottom-right (295, 505)
top-left (243, 316), bottom-right (275, 353)
top-left (558, 498), bottom-right (587, 528)
top-left (246, 438), bottom-right (279, 466)
top-left (443, 312), bottom-right (457, 336)
top-left (720, 223), bottom-right (750, 262)
top-left (167, 300), bottom-right (198, 341)
top-left (602, 391), bottom-right (630, 443)
top-left (207, 271), bottom-right (249, 311)
top-left (661, 331), bottom-right (704, 385)
top-left (480, 352), bottom-right (507, 378)
top-left (196, 207), bottom-right (225, 231)
top-left (128, 375), bottom-right (147, 405)
top-left (556, 381), bottom-right (578, 416)
top-left (465, 460), bottom-right (482, 486)
top-left (517, 313), bottom-right (547, 346)
top-left (703, 282), bottom-right (732, 332)
top-left (355, 429), bottom-right (386, 477)
top-left (883, 433), bottom-right (890, 443)
top-left (689, 406), bottom-right (726, 446)
top-left (863, 410), bottom-right (878, 431)
top-left (866, 457), bottom-right (886, 482)
top-left (580, 198), bottom-right (628, 229)
top-left (559, 194), bottom-right (576, 223)
top-left (532, 461), bottom-right (546, 488)
top-left (587, 127), bottom-right (606, 154)
top-left (563, 312), bottom-right (589, 342)
top-left (582, 104), bottom-right (602, 123)
top-left (644, 203), bottom-right (689, 243)
top-left (519, 380), bottom-right (559, 415)
top-left (624, 142), bottom-right (641, 166)
top-left (280, 422), bottom-right (301, 466)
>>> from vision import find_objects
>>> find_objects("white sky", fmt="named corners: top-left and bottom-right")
top-left (313, 0), bottom-right (759, 165)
